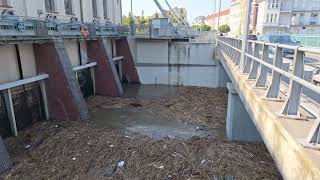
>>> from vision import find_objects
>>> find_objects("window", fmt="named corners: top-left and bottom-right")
top-left (45, 0), bottom-right (55, 13)
top-left (270, 14), bottom-right (274, 23)
top-left (299, 13), bottom-right (305, 25)
top-left (65, 0), bottom-right (73, 15)
top-left (0, 0), bottom-right (9, 6)
top-left (103, 0), bottom-right (108, 19)
top-left (291, 13), bottom-right (297, 25)
top-left (92, 0), bottom-right (98, 18)
top-left (274, 14), bottom-right (278, 23)
top-left (266, 14), bottom-right (270, 23)
top-left (311, 13), bottom-right (318, 25)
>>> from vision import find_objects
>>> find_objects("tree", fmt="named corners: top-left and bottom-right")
top-left (122, 12), bottom-right (133, 26)
top-left (219, 24), bottom-right (231, 33)
top-left (192, 24), bottom-right (211, 31)
top-left (137, 10), bottom-right (148, 32)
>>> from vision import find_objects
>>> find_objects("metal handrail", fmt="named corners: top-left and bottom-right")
top-left (0, 74), bottom-right (49, 91)
top-left (218, 38), bottom-right (320, 94)
top-left (217, 36), bottom-right (320, 145)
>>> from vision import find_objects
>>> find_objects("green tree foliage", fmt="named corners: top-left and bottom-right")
top-left (122, 12), bottom-right (133, 26)
top-left (137, 10), bottom-right (148, 32)
top-left (218, 24), bottom-right (231, 33)
top-left (192, 24), bottom-right (211, 31)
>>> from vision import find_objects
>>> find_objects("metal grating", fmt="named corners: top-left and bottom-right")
top-left (10, 83), bottom-right (45, 131)
top-left (0, 92), bottom-right (11, 138)
top-left (77, 69), bottom-right (94, 98)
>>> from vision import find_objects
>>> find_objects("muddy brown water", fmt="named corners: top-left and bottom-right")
top-left (92, 84), bottom-right (228, 141)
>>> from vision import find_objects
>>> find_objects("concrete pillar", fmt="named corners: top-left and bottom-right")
top-left (116, 38), bottom-right (140, 83)
top-left (86, 39), bottom-right (123, 97)
top-left (226, 83), bottom-right (262, 142)
top-left (218, 62), bottom-right (231, 88)
top-left (33, 41), bottom-right (90, 121)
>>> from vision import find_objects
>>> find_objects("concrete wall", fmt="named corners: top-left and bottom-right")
top-left (131, 39), bottom-right (218, 87)
top-left (0, 45), bottom-right (20, 84)
top-left (0, 44), bottom-right (37, 84)
top-left (18, 44), bottom-right (37, 78)
top-left (64, 40), bottom-right (80, 67)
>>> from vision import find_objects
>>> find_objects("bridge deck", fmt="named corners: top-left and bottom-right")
top-left (218, 51), bottom-right (320, 180)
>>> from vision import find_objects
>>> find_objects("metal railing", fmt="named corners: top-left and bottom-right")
top-left (217, 36), bottom-right (320, 146)
top-left (292, 34), bottom-right (320, 48)
top-left (0, 14), bottom-right (129, 41)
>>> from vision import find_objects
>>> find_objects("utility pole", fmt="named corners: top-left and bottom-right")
top-left (130, 0), bottom-right (134, 35)
top-left (240, 0), bottom-right (253, 71)
top-left (217, 0), bottom-right (222, 31)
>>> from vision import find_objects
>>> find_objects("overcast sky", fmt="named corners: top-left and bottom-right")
top-left (122, 0), bottom-right (231, 22)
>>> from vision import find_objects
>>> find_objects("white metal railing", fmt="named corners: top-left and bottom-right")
top-left (217, 36), bottom-right (320, 146)
top-left (0, 74), bottom-right (49, 136)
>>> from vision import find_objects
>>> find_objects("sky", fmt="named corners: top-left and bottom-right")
top-left (122, 0), bottom-right (231, 23)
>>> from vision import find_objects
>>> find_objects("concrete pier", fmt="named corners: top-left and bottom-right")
top-left (86, 39), bottom-right (123, 97)
top-left (226, 83), bottom-right (262, 142)
top-left (33, 41), bottom-right (89, 121)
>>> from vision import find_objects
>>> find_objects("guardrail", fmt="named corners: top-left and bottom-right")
top-left (217, 36), bottom-right (320, 146)
top-left (292, 34), bottom-right (320, 48)
top-left (0, 14), bottom-right (129, 41)
top-left (0, 74), bottom-right (49, 136)
top-left (129, 23), bottom-right (200, 39)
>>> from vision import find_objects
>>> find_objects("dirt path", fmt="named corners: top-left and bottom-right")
top-left (1, 86), bottom-right (282, 180)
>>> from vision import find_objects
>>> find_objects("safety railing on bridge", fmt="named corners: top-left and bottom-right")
top-left (217, 36), bottom-right (320, 146)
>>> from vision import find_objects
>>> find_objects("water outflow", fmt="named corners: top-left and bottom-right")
top-left (91, 84), bottom-right (227, 141)
top-left (91, 107), bottom-right (227, 141)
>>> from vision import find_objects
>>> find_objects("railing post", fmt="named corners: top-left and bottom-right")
top-left (266, 45), bottom-right (283, 100)
top-left (236, 40), bottom-right (242, 65)
top-left (240, 0), bottom-right (252, 71)
top-left (3, 89), bottom-right (17, 136)
top-left (243, 42), bottom-right (253, 73)
top-left (255, 43), bottom-right (269, 88)
top-left (280, 48), bottom-right (304, 117)
top-left (248, 43), bottom-right (260, 80)
top-left (90, 67), bottom-right (96, 94)
top-left (39, 80), bottom-right (49, 120)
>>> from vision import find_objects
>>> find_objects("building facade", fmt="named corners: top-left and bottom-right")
top-left (256, 0), bottom-right (320, 34)
top-left (206, 9), bottom-right (230, 30)
top-left (0, 0), bottom-right (122, 24)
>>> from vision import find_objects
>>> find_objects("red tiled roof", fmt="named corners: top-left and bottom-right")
top-left (206, 9), bottom-right (230, 20)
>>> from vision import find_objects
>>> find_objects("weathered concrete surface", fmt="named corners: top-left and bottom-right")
top-left (34, 41), bottom-right (89, 121)
top-left (116, 38), bottom-right (140, 83)
top-left (86, 39), bottom-right (123, 97)
top-left (129, 38), bottom-right (218, 87)
top-left (226, 83), bottom-right (262, 142)
top-left (218, 51), bottom-right (320, 179)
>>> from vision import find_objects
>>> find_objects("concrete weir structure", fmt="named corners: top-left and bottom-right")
top-left (0, 0), bottom-right (132, 137)
top-left (128, 38), bottom-right (218, 87)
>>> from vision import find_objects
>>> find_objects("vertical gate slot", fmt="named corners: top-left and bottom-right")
top-left (77, 68), bottom-right (94, 98)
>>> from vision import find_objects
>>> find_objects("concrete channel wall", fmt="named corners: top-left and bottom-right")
top-left (128, 37), bottom-right (218, 87)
